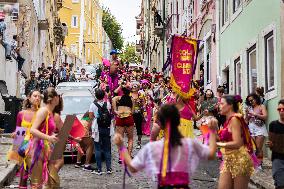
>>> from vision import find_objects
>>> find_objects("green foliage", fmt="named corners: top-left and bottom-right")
top-left (120, 43), bottom-right (141, 64)
top-left (102, 8), bottom-right (124, 50)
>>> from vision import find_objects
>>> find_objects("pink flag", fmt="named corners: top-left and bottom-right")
top-left (170, 35), bottom-right (198, 99)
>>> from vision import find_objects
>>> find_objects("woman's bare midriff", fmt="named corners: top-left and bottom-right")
top-left (117, 106), bottom-right (132, 118)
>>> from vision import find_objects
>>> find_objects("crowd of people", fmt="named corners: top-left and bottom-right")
top-left (24, 62), bottom-right (98, 96)
top-left (9, 49), bottom-right (284, 189)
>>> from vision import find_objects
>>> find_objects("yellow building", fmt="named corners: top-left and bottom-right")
top-left (59, 0), bottom-right (103, 65)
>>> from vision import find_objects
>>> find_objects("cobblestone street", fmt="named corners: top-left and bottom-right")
top-left (8, 135), bottom-right (221, 189)
top-left (6, 135), bottom-right (259, 189)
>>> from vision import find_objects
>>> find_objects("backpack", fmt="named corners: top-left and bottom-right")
top-left (94, 102), bottom-right (111, 128)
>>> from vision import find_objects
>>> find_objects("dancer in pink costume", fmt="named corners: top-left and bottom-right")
top-left (142, 83), bottom-right (153, 136)
top-left (143, 99), bottom-right (153, 136)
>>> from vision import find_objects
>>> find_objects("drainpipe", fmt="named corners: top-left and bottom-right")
top-left (215, 0), bottom-right (220, 86)
top-left (147, 0), bottom-right (151, 68)
top-left (79, 0), bottom-right (85, 65)
top-left (162, 0), bottom-right (166, 72)
top-left (281, 1), bottom-right (284, 98)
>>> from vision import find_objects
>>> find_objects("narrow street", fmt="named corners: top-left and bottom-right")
top-left (6, 135), bottom-right (259, 189)
top-left (0, 0), bottom-right (283, 188)
top-left (8, 136), bottom-right (220, 189)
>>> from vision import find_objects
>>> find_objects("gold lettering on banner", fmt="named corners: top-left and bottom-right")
top-left (183, 68), bottom-right (191, 75)
top-left (179, 49), bottom-right (193, 61)
top-left (176, 62), bottom-right (192, 75)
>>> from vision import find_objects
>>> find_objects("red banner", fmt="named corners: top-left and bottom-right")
top-left (170, 35), bottom-right (198, 99)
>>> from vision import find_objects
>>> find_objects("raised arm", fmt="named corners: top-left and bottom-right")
top-left (255, 105), bottom-right (268, 121)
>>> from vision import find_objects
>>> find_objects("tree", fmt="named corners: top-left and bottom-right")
top-left (102, 8), bottom-right (124, 50)
top-left (120, 43), bottom-right (141, 64)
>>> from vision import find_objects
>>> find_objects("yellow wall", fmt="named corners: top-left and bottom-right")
top-left (59, 0), bottom-right (103, 64)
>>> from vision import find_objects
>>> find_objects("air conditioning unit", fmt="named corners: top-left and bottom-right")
top-left (57, 0), bottom-right (63, 10)
top-left (38, 19), bottom-right (49, 30)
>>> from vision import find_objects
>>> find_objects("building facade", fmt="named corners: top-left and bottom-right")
top-left (59, 0), bottom-right (103, 66)
top-left (187, 0), bottom-right (217, 91)
top-left (138, 0), bottom-right (217, 90)
top-left (218, 0), bottom-right (283, 123)
top-left (102, 28), bottom-right (113, 60)
top-left (0, 0), bottom-right (63, 111)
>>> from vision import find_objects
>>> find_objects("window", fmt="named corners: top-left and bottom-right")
top-left (71, 15), bottom-right (78, 28)
top-left (176, 1), bottom-right (179, 29)
top-left (234, 57), bottom-right (242, 95)
top-left (221, 0), bottom-right (229, 26)
top-left (198, 45), bottom-right (204, 87)
top-left (183, 0), bottom-right (185, 10)
top-left (233, 0), bottom-right (241, 13)
top-left (206, 37), bottom-right (211, 84)
top-left (96, 13), bottom-right (100, 26)
top-left (88, 24), bottom-right (91, 35)
top-left (223, 69), bottom-right (230, 94)
top-left (189, 0), bottom-right (194, 24)
top-left (264, 31), bottom-right (275, 92)
top-left (92, 29), bottom-right (95, 40)
top-left (247, 44), bottom-right (257, 93)
top-left (97, 32), bottom-right (99, 44)
top-left (70, 44), bottom-right (77, 54)
top-left (72, 0), bottom-right (79, 3)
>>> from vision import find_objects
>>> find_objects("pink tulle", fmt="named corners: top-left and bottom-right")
top-left (217, 150), bottom-right (222, 159)
top-left (102, 58), bottom-right (110, 67)
top-left (143, 104), bottom-right (153, 136)
top-left (158, 172), bottom-right (189, 186)
top-left (250, 153), bottom-right (260, 168)
top-left (107, 74), bottom-right (119, 94)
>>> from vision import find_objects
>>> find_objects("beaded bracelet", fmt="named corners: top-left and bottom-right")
top-left (119, 146), bottom-right (127, 153)
top-left (209, 129), bottom-right (217, 134)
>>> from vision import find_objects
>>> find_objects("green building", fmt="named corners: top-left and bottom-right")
top-left (217, 0), bottom-right (284, 125)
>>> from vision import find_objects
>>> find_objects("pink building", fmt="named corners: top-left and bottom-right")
top-left (187, 0), bottom-right (218, 92)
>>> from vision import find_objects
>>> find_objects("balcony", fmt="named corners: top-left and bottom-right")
top-left (136, 40), bottom-right (143, 52)
top-left (54, 20), bottom-right (66, 45)
top-left (136, 15), bottom-right (143, 27)
top-left (165, 13), bottom-right (179, 43)
top-left (136, 28), bottom-right (142, 35)
top-left (38, 19), bottom-right (49, 30)
top-left (0, 0), bottom-right (17, 2)
top-left (57, 0), bottom-right (63, 10)
top-left (154, 10), bottom-right (164, 38)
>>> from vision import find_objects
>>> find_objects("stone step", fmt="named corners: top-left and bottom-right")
top-left (0, 133), bottom-right (12, 138)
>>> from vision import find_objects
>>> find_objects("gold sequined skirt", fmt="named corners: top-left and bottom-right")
top-left (178, 118), bottom-right (194, 138)
top-left (156, 119), bottom-right (194, 140)
top-left (220, 146), bottom-right (254, 178)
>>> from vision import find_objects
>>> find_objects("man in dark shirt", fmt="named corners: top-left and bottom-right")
top-left (267, 99), bottom-right (284, 189)
top-left (39, 69), bottom-right (51, 93)
top-left (25, 71), bottom-right (38, 95)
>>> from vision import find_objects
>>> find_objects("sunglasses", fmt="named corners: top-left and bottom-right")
top-left (277, 108), bottom-right (284, 112)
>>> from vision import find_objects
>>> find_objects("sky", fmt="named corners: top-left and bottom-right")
top-left (102, 0), bottom-right (141, 43)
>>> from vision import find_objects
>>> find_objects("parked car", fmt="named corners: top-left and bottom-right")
top-left (60, 90), bottom-right (95, 159)
top-left (56, 82), bottom-right (97, 93)
top-left (81, 64), bottom-right (97, 78)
